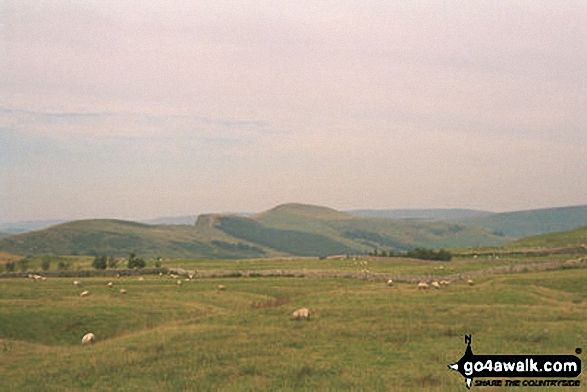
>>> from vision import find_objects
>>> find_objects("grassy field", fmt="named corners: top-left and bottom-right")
top-left (0, 258), bottom-right (586, 391)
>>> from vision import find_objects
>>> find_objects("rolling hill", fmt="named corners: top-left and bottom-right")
top-left (347, 208), bottom-right (492, 221)
top-left (0, 203), bottom-right (511, 259)
top-left (506, 225), bottom-right (587, 249)
top-left (0, 219), bottom-right (281, 259)
top-left (2, 203), bottom-right (587, 259)
top-left (456, 204), bottom-right (587, 238)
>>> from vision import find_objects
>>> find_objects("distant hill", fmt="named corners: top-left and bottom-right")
top-left (203, 203), bottom-right (510, 256)
top-left (141, 215), bottom-right (198, 225)
top-left (0, 203), bottom-right (510, 259)
top-left (506, 226), bottom-right (587, 249)
top-left (347, 208), bottom-right (492, 221)
top-left (3, 203), bottom-right (587, 259)
top-left (456, 205), bottom-right (587, 238)
top-left (0, 219), bottom-right (280, 259)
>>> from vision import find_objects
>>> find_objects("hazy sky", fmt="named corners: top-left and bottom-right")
top-left (1, 1), bottom-right (586, 222)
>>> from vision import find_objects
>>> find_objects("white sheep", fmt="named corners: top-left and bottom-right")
top-left (417, 282), bottom-right (429, 290)
top-left (81, 333), bottom-right (95, 345)
top-left (387, 279), bottom-right (393, 286)
top-left (217, 284), bottom-right (226, 291)
top-left (176, 280), bottom-right (182, 285)
top-left (107, 282), bottom-right (114, 288)
top-left (292, 308), bottom-right (311, 320)
top-left (467, 279), bottom-right (475, 286)
top-left (120, 288), bottom-right (127, 294)
top-left (440, 280), bottom-right (450, 286)
top-left (73, 280), bottom-right (81, 287)
top-left (138, 277), bottom-right (144, 281)
top-left (80, 290), bottom-right (90, 297)
top-left (431, 281), bottom-right (440, 289)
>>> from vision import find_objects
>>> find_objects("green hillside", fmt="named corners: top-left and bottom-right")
top-left (457, 204), bottom-right (587, 238)
top-left (506, 225), bottom-right (587, 249)
top-left (347, 208), bottom-right (492, 220)
top-left (0, 203), bottom-right (519, 259)
top-left (221, 203), bottom-right (510, 254)
top-left (0, 219), bottom-right (279, 259)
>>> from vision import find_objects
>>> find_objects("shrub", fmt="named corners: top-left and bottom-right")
top-left (128, 253), bottom-right (146, 269)
top-left (41, 257), bottom-right (51, 271)
top-left (92, 256), bottom-right (108, 270)
top-left (18, 259), bottom-right (29, 272)
top-left (107, 256), bottom-right (119, 269)
top-left (57, 260), bottom-right (70, 270)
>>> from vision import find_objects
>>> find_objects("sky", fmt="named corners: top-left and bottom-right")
top-left (1, 0), bottom-right (586, 223)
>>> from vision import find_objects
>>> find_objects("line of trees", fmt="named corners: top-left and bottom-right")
top-left (92, 253), bottom-right (148, 270)
top-left (369, 247), bottom-right (452, 261)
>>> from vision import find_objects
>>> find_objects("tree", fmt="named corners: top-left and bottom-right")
top-left (92, 256), bottom-right (108, 270)
top-left (127, 253), bottom-right (146, 269)
top-left (107, 256), bottom-right (118, 269)
top-left (41, 257), bottom-right (51, 271)
top-left (18, 259), bottom-right (29, 272)
top-left (57, 260), bottom-right (70, 270)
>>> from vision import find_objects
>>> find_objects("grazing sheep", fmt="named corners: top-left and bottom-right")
top-left (81, 333), bottom-right (95, 345)
top-left (120, 288), bottom-right (127, 294)
top-left (440, 280), bottom-right (450, 286)
top-left (292, 308), bottom-right (311, 320)
top-left (431, 281), bottom-right (440, 289)
top-left (80, 290), bottom-right (90, 297)
top-left (138, 277), bottom-right (144, 281)
top-left (467, 279), bottom-right (475, 286)
top-left (217, 284), bottom-right (226, 291)
top-left (417, 282), bottom-right (429, 290)
top-left (73, 280), bottom-right (81, 287)
top-left (176, 280), bottom-right (182, 285)
top-left (107, 282), bottom-right (114, 288)
top-left (387, 279), bottom-right (393, 286)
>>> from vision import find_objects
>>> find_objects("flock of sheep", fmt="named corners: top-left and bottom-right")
top-left (27, 271), bottom-right (476, 345)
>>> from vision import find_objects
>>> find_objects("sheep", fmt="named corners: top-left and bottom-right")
top-left (431, 281), bottom-right (440, 289)
top-left (81, 333), bottom-right (95, 345)
top-left (387, 279), bottom-right (393, 286)
top-left (417, 282), bottom-right (429, 290)
top-left (176, 280), bottom-right (182, 285)
top-left (138, 277), bottom-right (144, 281)
top-left (440, 280), bottom-right (450, 286)
top-left (217, 284), bottom-right (226, 291)
top-left (73, 280), bottom-right (81, 287)
top-left (292, 308), bottom-right (311, 320)
top-left (120, 288), bottom-right (127, 294)
top-left (107, 282), bottom-right (114, 288)
top-left (467, 279), bottom-right (475, 286)
top-left (80, 290), bottom-right (90, 297)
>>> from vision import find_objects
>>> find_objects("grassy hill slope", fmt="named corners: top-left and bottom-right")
top-left (457, 205), bottom-right (587, 238)
top-left (0, 219), bottom-right (281, 259)
top-left (347, 208), bottom-right (492, 221)
top-left (10, 203), bottom-right (581, 259)
top-left (506, 225), bottom-right (587, 249)
top-left (218, 203), bottom-right (511, 254)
